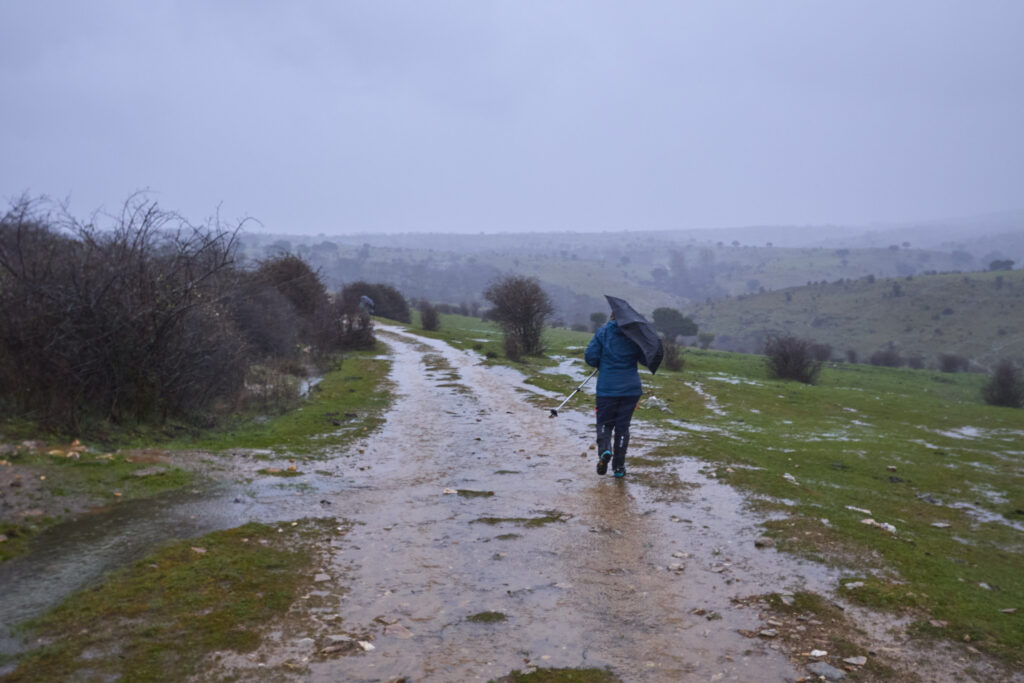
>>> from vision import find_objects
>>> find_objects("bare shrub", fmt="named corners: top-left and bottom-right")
top-left (846, 348), bottom-right (859, 364)
top-left (763, 334), bottom-right (822, 384)
top-left (420, 300), bottom-right (440, 331)
top-left (938, 353), bottom-right (970, 373)
top-left (906, 355), bottom-right (925, 370)
top-left (0, 195), bottom-right (246, 428)
top-left (663, 339), bottom-right (685, 372)
top-left (809, 343), bottom-right (833, 362)
top-left (869, 349), bottom-right (904, 367)
top-left (484, 275), bottom-right (553, 358)
top-left (981, 359), bottom-right (1023, 408)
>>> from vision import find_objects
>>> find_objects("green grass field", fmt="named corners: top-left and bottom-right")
top-left (690, 269), bottom-right (1024, 366)
top-left (417, 313), bottom-right (1024, 663)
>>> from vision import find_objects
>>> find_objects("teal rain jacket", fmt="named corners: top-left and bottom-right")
top-left (585, 320), bottom-right (644, 397)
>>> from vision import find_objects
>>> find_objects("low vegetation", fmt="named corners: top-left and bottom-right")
top-left (7, 519), bottom-right (341, 682)
top-left (414, 313), bottom-right (1024, 664)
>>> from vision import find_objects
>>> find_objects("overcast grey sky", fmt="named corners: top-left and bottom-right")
top-left (2, 1), bottom-right (1022, 234)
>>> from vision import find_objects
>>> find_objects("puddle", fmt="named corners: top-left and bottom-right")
top-left (539, 355), bottom-right (592, 388)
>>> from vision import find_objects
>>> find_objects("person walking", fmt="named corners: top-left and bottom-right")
top-left (585, 312), bottom-right (645, 478)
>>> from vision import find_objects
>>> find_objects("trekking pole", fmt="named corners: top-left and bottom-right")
top-left (549, 369), bottom-right (598, 417)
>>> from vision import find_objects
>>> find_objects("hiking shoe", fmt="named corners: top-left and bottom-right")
top-left (596, 450), bottom-right (612, 475)
top-left (613, 467), bottom-right (626, 478)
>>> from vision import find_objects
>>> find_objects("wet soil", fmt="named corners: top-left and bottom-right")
top-left (202, 328), bottom-right (849, 682)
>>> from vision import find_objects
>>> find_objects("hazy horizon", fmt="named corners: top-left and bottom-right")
top-left (3, 1), bottom-right (1023, 235)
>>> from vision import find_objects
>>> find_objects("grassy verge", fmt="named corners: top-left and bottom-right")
top-left (400, 314), bottom-right (1024, 662)
top-left (0, 347), bottom-right (393, 564)
top-left (6, 518), bottom-right (341, 682)
top-left (640, 350), bottom-right (1023, 663)
top-left (179, 347), bottom-right (391, 457)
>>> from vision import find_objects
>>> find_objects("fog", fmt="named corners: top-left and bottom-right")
top-left (2, 1), bottom-right (1023, 235)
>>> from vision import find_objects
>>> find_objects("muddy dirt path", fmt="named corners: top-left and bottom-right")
top-left (211, 326), bottom-right (845, 682)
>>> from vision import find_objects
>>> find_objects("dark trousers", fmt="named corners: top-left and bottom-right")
top-left (595, 395), bottom-right (640, 470)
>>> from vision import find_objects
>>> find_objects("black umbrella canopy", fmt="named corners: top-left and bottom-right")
top-left (604, 295), bottom-right (664, 374)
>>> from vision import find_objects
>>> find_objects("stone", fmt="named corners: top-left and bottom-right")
top-left (806, 661), bottom-right (846, 680)
top-left (759, 629), bottom-right (778, 638)
top-left (842, 656), bottom-right (867, 666)
top-left (314, 573), bottom-right (331, 582)
top-left (999, 608), bottom-right (1017, 614)
top-left (754, 536), bottom-right (775, 548)
top-left (809, 649), bottom-right (828, 658)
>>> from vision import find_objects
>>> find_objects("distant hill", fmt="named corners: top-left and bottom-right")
top-left (689, 269), bottom-right (1024, 370)
top-left (237, 218), bottom-right (1023, 331)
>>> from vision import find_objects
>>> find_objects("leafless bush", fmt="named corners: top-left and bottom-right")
top-left (419, 300), bottom-right (440, 331)
top-left (938, 353), bottom-right (970, 373)
top-left (763, 334), bottom-right (822, 384)
top-left (663, 339), bottom-right (685, 372)
top-left (869, 349), bottom-right (904, 367)
top-left (981, 359), bottom-right (1023, 408)
top-left (0, 195), bottom-right (246, 428)
top-left (809, 343), bottom-right (833, 362)
top-left (484, 275), bottom-right (553, 358)
top-left (846, 348), bottom-right (859, 364)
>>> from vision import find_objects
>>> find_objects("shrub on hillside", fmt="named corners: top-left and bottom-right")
top-left (981, 360), bottom-right (1023, 408)
top-left (869, 349), bottom-right (904, 367)
top-left (662, 339), bottom-right (685, 372)
top-left (763, 334), bottom-right (822, 384)
top-left (420, 300), bottom-right (440, 331)
top-left (938, 353), bottom-right (970, 373)
top-left (652, 307), bottom-right (698, 340)
top-left (697, 332), bottom-right (715, 350)
top-left (809, 343), bottom-right (833, 362)
top-left (845, 349), bottom-right (859, 364)
top-left (483, 275), bottom-right (553, 359)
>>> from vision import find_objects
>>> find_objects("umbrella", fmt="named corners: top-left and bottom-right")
top-left (604, 295), bottom-right (664, 374)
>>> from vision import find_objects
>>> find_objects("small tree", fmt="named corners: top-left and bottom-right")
top-left (589, 311), bottom-right (608, 332)
top-left (764, 334), bottom-right (822, 384)
top-left (652, 307), bottom-right (698, 340)
top-left (981, 359), bottom-right (1023, 408)
top-left (845, 348), bottom-right (859, 364)
top-left (483, 275), bottom-right (553, 359)
top-left (697, 331), bottom-right (715, 350)
top-left (420, 300), bottom-right (440, 331)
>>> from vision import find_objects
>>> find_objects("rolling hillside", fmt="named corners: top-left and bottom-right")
top-left (689, 269), bottom-right (1024, 369)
